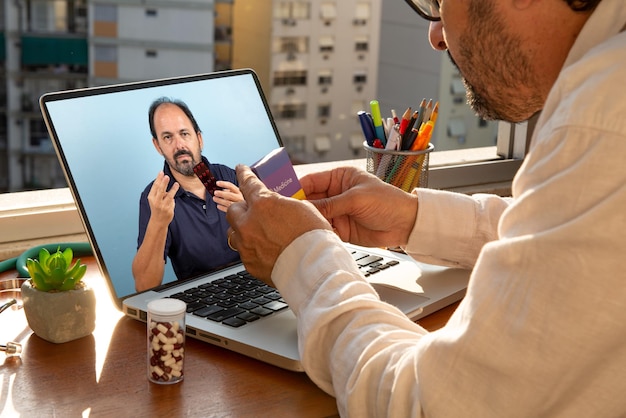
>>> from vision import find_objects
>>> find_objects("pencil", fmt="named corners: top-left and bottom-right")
top-left (429, 101), bottom-right (439, 124)
top-left (399, 107), bottom-right (412, 136)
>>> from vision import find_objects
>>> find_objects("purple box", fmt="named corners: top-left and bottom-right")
top-left (251, 147), bottom-right (306, 200)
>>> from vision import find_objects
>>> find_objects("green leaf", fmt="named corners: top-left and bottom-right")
top-left (61, 247), bottom-right (73, 268)
top-left (65, 260), bottom-right (87, 282)
top-left (38, 248), bottom-right (51, 269)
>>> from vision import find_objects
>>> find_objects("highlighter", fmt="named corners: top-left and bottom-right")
top-left (369, 100), bottom-right (387, 147)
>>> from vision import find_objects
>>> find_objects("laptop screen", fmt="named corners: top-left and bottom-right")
top-left (40, 70), bottom-right (282, 301)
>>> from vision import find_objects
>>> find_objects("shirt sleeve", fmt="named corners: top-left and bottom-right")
top-left (272, 229), bottom-right (430, 417)
top-left (403, 188), bottom-right (512, 269)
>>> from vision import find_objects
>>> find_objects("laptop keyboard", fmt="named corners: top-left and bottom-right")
top-left (171, 249), bottom-right (402, 328)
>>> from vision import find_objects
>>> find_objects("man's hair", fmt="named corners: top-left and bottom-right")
top-left (148, 97), bottom-right (202, 139)
top-left (565, 0), bottom-right (601, 11)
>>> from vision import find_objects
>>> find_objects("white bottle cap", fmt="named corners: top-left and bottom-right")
top-left (147, 298), bottom-right (186, 316)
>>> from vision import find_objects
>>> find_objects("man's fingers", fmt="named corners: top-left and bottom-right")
top-left (235, 164), bottom-right (269, 201)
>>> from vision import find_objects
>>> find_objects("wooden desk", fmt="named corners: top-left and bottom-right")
top-left (0, 256), bottom-right (457, 417)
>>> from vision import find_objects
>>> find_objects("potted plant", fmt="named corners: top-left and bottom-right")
top-left (21, 246), bottom-right (96, 344)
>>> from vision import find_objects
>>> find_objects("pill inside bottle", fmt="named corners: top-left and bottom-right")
top-left (147, 298), bottom-right (187, 384)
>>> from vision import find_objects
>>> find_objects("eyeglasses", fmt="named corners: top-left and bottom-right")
top-left (403, 0), bottom-right (441, 22)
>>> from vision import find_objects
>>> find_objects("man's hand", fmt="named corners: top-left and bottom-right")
top-left (300, 166), bottom-right (419, 248)
top-left (226, 165), bottom-right (331, 284)
top-left (147, 171), bottom-right (179, 226)
top-left (213, 181), bottom-right (244, 212)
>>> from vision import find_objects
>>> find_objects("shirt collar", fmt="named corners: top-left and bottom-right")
top-left (563, 0), bottom-right (626, 68)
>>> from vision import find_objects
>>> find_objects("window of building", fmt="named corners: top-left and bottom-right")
top-left (274, 37), bottom-right (309, 54)
top-left (145, 9), bottom-right (158, 17)
top-left (94, 45), bottom-right (117, 62)
top-left (355, 36), bottom-right (369, 52)
top-left (282, 135), bottom-right (307, 156)
top-left (273, 70), bottom-right (308, 87)
top-left (318, 103), bottom-right (331, 119)
top-left (354, 2), bottom-right (370, 25)
top-left (274, 102), bottom-right (307, 120)
top-left (292, 2), bottom-right (310, 19)
top-left (94, 4), bottom-right (117, 22)
top-left (320, 3), bottom-right (337, 21)
top-left (314, 135), bottom-right (332, 153)
top-left (275, 2), bottom-right (310, 20)
top-left (318, 70), bottom-right (333, 86)
top-left (319, 35), bottom-right (335, 53)
top-left (353, 71), bottom-right (367, 84)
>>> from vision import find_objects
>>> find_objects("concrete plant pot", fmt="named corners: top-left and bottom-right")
top-left (21, 280), bottom-right (97, 344)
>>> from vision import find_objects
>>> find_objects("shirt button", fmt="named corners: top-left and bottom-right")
top-left (203, 204), bottom-right (206, 210)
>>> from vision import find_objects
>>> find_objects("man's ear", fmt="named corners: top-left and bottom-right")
top-left (152, 137), bottom-right (163, 155)
top-left (512, 0), bottom-right (534, 11)
top-left (197, 132), bottom-right (204, 149)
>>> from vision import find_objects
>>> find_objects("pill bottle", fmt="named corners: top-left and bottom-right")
top-left (147, 298), bottom-right (187, 384)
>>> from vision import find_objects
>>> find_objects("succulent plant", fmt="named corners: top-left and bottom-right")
top-left (25, 247), bottom-right (87, 292)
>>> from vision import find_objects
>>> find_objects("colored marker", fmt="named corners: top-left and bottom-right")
top-left (358, 110), bottom-right (376, 147)
top-left (370, 100), bottom-right (387, 147)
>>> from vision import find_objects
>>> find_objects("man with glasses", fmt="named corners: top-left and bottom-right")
top-left (226, 0), bottom-right (626, 416)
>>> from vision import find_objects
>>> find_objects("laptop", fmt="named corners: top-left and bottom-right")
top-left (39, 69), bottom-right (470, 372)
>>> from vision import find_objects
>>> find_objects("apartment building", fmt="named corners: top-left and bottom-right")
top-left (1, 0), bottom-right (229, 192)
top-left (232, 0), bottom-right (382, 164)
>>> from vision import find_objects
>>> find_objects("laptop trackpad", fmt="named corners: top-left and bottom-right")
top-left (372, 283), bottom-right (429, 319)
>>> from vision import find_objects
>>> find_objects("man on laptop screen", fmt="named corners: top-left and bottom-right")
top-left (132, 97), bottom-right (243, 292)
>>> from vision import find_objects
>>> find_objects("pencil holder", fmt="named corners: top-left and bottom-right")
top-left (364, 142), bottom-right (434, 192)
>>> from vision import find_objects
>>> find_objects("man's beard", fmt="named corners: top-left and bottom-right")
top-left (445, 0), bottom-right (543, 123)
top-left (446, 50), bottom-right (514, 122)
top-left (170, 150), bottom-right (198, 176)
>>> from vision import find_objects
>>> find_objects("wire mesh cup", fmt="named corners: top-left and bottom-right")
top-left (364, 142), bottom-right (434, 192)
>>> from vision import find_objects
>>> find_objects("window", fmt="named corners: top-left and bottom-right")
top-left (292, 2), bottom-right (310, 19)
top-left (354, 3), bottom-right (370, 25)
top-left (318, 70), bottom-right (332, 86)
top-left (274, 37), bottom-right (308, 54)
top-left (319, 36), bottom-right (334, 53)
top-left (353, 71), bottom-right (367, 84)
top-left (282, 135), bottom-right (307, 155)
top-left (314, 135), bottom-right (332, 153)
top-left (355, 36), bottom-right (369, 52)
top-left (273, 70), bottom-right (307, 87)
top-left (320, 3), bottom-right (337, 21)
top-left (94, 45), bottom-right (117, 62)
top-left (94, 4), bottom-right (117, 22)
top-left (275, 2), bottom-right (310, 20)
top-left (318, 103), bottom-right (331, 119)
top-left (273, 102), bottom-right (307, 120)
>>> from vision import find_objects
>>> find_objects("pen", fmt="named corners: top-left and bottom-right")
top-left (370, 100), bottom-right (387, 147)
top-left (358, 110), bottom-right (377, 147)
top-left (375, 124), bottom-right (401, 179)
top-left (391, 109), bottom-right (399, 124)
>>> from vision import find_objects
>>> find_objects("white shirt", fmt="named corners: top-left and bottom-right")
top-left (272, 1), bottom-right (626, 416)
